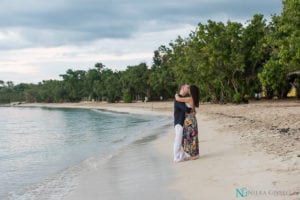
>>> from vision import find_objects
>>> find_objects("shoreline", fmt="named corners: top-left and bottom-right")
top-left (14, 101), bottom-right (300, 199)
top-left (16, 102), bottom-right (173, 117)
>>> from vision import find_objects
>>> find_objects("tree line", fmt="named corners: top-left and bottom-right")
top-left (0, 0), bottom-right (299, 104)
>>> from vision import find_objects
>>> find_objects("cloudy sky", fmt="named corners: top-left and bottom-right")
top-left (0, 0), bottom-right (282, 83)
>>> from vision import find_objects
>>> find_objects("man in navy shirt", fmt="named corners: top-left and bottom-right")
top-left (173, 84), bottom-right (191, 162)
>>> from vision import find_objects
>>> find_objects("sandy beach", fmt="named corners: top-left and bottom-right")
top-left (19, 100), bottom-right (300, 199)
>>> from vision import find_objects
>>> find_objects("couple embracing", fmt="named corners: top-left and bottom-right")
top-left (173, 84), bottom-right (200, 162)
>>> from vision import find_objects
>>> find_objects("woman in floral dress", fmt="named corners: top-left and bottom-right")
top-left (175, 85), bottom-right (200, 160)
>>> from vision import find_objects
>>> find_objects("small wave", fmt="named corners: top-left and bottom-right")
top-left (93, 108), bottom-right (130, 115)
top-left (6, 167), bottom-right (79, 200)
top-left (112, 138), bottom-right (126, 144)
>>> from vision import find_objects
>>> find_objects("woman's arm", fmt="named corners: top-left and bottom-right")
top-left (175, 94), bottom-right (192, 103)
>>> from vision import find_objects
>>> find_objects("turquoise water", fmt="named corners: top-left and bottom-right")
top-left (0, 106), bottom-right (170, 199)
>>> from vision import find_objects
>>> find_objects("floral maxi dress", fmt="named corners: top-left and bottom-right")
top-left (182, 112), bottom-right (199, 157)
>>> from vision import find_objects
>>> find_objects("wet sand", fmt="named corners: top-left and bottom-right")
top-left (65, 134), bottom-right (184, 200)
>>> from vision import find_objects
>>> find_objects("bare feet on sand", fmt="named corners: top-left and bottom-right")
top-left (174, 155), bottom-right (200, 163)
top-left (189, 155), bottom-right (200, 160)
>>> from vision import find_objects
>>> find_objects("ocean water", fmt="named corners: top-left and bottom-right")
top-left (0, 106), bottom-right (171, 199)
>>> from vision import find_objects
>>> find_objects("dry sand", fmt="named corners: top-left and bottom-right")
top-left (19, 100), bottom-right (300, 199)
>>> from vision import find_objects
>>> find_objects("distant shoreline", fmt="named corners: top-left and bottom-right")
top-left (15, 101), bottom-right (173, 116)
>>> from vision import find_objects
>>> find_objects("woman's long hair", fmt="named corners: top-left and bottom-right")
top-left (190, 85), bottom-right (200, 107)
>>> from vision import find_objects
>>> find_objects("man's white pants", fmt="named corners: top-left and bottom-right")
top-left (174, 124), bottom-right (189, 162)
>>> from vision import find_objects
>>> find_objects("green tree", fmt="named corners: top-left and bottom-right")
top-left (102, 69), bottom-right (121, 102)
top-left (259, 0), bottom-right (300, 98)
top-left (36, 80), bottom-right (65, 103)
top-left (121, 63), bottom-right (150, 101)
top-left (242, 14), bottom-right (269, 96)
top-left (60, 69), bottom-right (86, 102)
top-left (258, 59), bottom-right (288, 97)
top-left (0, 80), bottom-right (4, 88)
top-left (149, 46), bottom-right (177, 100)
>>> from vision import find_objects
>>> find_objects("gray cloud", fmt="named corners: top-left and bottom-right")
top-left (0, 0), bottom-right (282, 83)
top-left (0, 0), bottom-right (282, 50)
